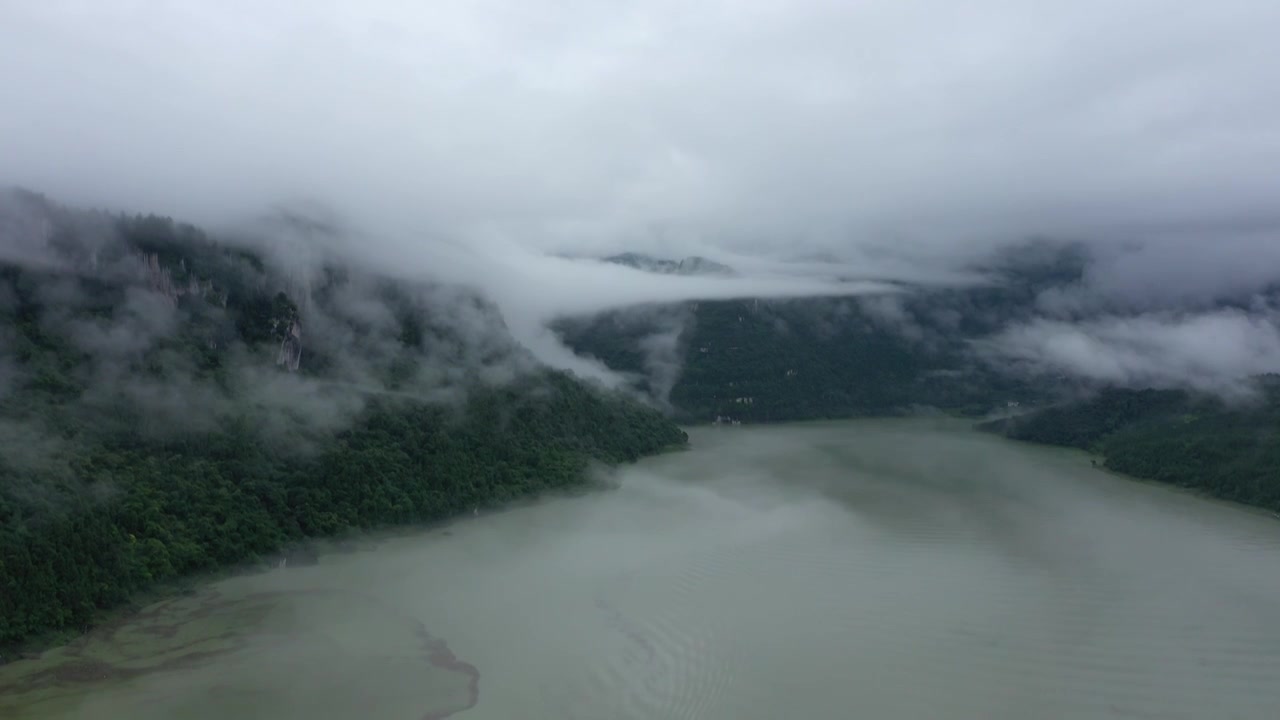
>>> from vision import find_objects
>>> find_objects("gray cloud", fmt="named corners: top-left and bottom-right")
top-left (67, 287), bottom-right (179, 359)
top-left (983, 308), bottom-right (1280, 396)
top-left (4, 2), bottom-right (1278, 252)
top-left (858, 294), bottom-right (926, 343)
top-left (1038, 232), bottom-right (1280, 315)
top-left (0, 190), bottom-right (54, 267)
top-left (637, 319), bottom-right (688, 408)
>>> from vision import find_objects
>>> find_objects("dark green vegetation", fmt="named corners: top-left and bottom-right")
top-left (0, 191), bottom-right (685, 649)
top-left (557, 245), bottom-right (1087, 422)
top-left (983, 382), bottom-right (1280, 511)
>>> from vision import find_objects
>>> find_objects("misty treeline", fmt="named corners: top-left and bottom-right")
top-left (559, 245), bottom-right (1279, 511)
top-left (556, 243), bottom-right (1089, 420)
top-left (0, 190), bottom-right (685, 649)
top-left (982, 382), bottom-right (1280, 511)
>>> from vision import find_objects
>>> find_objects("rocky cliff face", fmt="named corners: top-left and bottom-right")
top-left (276, 319), bottom-right (302, 371)
top-left (136, 252), bottom-right (222, 307)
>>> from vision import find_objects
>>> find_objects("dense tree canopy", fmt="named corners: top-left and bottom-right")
top-left (983, 383), bottom-right (1280, 511)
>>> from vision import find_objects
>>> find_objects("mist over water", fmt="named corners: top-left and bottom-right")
top-left (5, 420), bottom-right (1280, 719)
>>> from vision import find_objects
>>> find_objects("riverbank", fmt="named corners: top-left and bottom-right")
top-left (0, 537), bottom-right (348, 666)
top-left (978, 387), bottom-right (1280, 514)
top-left (0, 427), bottom-right (689, 664)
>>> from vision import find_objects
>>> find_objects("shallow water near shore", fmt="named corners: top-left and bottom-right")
top-left (4, 419), bottom-right (1280, 719)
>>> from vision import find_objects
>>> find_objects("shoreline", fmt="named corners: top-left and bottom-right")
top-left (687, 414), bottom-right (1280, 522)
top-left (979, 425), bottom-right (1280, 522)
top-left (0, 443), bottom-right (690, 666)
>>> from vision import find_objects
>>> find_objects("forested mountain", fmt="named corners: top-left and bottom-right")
top-left (0, 190), bottom-right (686, 649)
top-left (3, 186), bottom-right (1275, 651)
top-left (557, 242), bottom-right (1090, 421)
top-left (561, 245), bottom-right (1280, 515)
top-left (981, 382), bottom-right (1280, 511)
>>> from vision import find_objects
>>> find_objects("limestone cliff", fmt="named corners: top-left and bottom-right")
top-left (277, 319), bottom-right (303, 371)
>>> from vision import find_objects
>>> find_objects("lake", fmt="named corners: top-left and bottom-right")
top-left (4, 419), bottom-right (1280, 719)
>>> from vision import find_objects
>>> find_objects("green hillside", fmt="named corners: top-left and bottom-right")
top-left (0, 193), bottom-right (686, 649)
top-left (983, 383), bottom-right (1280, 511)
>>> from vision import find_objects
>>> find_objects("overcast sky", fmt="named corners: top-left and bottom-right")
top-left (5, 1), bottom-right (1278, 250)
top-left (3, 0), bottom-right (1279, 385)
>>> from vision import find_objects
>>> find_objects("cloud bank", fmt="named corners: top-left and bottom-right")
top-left (985, 308), bottom-right (1280, 396)
top-left (3, 1), bottom-right (1279, 388)
top-left (4, 1), bottom-right (1278, 249)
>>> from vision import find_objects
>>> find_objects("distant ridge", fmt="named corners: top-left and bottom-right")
top-left (603, 252), bottom-right (735, 277)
